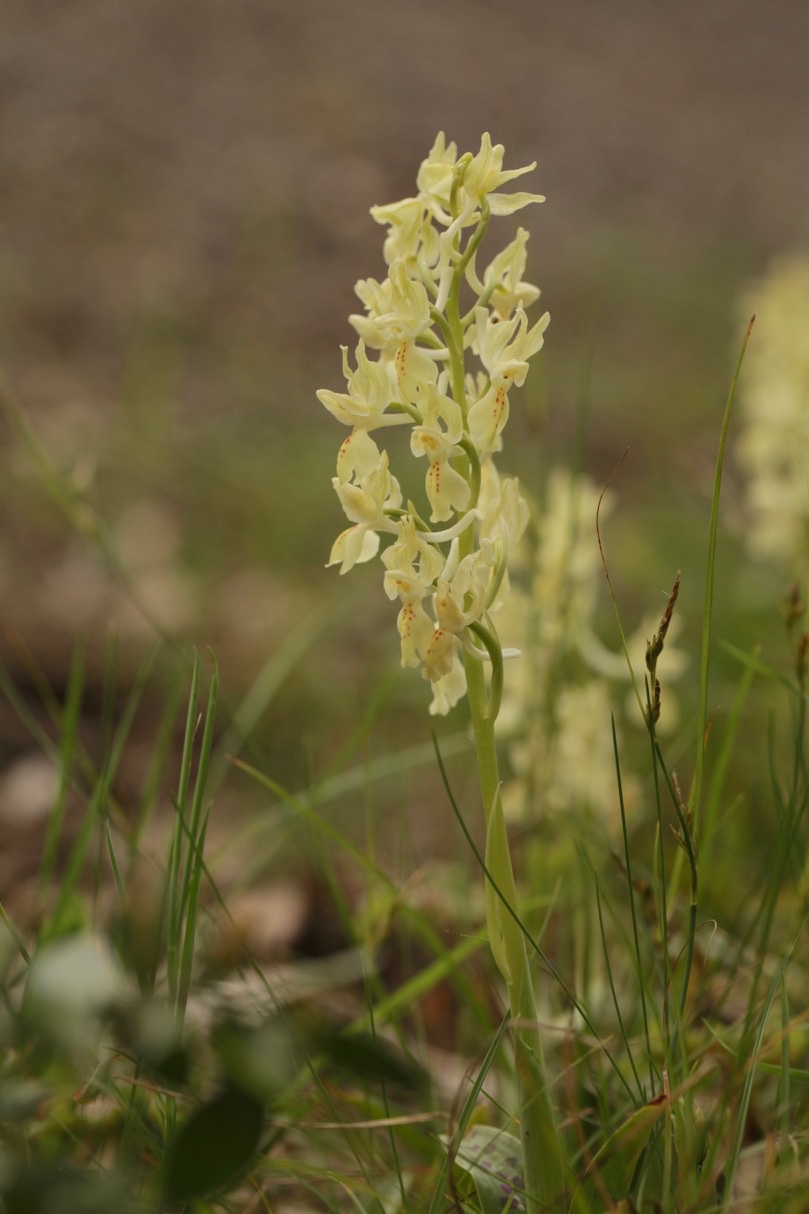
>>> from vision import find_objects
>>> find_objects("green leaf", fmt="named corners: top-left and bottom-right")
top-left (164, 1082), bottom-right (264, 1202)
top-left (451, 1125), bottom-right (527, 1213)
top-left (483, 789), bottom-right (512, 985)
top-left (315, 1025), bottom-right (426, 1093)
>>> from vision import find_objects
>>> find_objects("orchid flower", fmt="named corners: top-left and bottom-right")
top-left (318, 132), bottom-right (547, 714)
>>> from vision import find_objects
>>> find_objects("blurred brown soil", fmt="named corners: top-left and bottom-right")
top-left (1, 0), bottom-right (807, 413)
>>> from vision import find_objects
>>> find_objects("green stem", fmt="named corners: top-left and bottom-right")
top-left (463, 650), bottom-right (568, 1210)
top-left (467, 618), bottom-right (504, 722)
top-left (691, 315), bottom-right (755, 823)
top-left (442, 191), bottom-right (573, 1210)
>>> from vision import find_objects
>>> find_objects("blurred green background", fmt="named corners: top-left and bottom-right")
top-left (1, 0), bottom-right (807, 913)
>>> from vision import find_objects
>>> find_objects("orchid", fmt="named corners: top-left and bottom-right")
top-left (471, 227), bottom-right (541, 318)
top-left (382, 514), bottom-right (445, 670)
top-left (316, 341), bottom-right (401, 432)
top-left (368, 196), bottom-right (438, 266)
top-left (318, 131), bottom-right (548, 716)
top-left (349, 259), bottom-right (432, 352)
top-left (326, 445), bottom-right (401, 574)
top-left (472, 303), bottom-right (550, 383)
top-left (414, 131), bottom-right (459, 215)
top-left (318, 135), bottom-right (569, 1207)
top-left (409, 385), bottom-right (468, 522)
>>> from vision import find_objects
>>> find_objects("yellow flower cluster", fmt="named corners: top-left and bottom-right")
top-left (318, 134), bottom-right (548, 714)
top-left (498, 468), bottom-right (687, 822)
top-left (736, 257), bottom-right (809, 571)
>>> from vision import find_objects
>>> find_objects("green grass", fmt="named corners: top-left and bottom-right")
top-left (1, 515), bottom-right (807, 1213)
top-left (3, 251), bottom-right (809, 1211)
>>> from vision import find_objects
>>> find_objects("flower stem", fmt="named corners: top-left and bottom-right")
top-left (463, 650), bottom-right (569, 1211)
top-left (442, 179), bottom-right (571, 1209)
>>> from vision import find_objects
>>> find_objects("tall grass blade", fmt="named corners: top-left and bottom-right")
top-left (42, 647), bottom-right (157, 945)
top-left (691, 315), bottom-right (755, 823)
top-left (165, 652), bottom-right (199, 1005)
